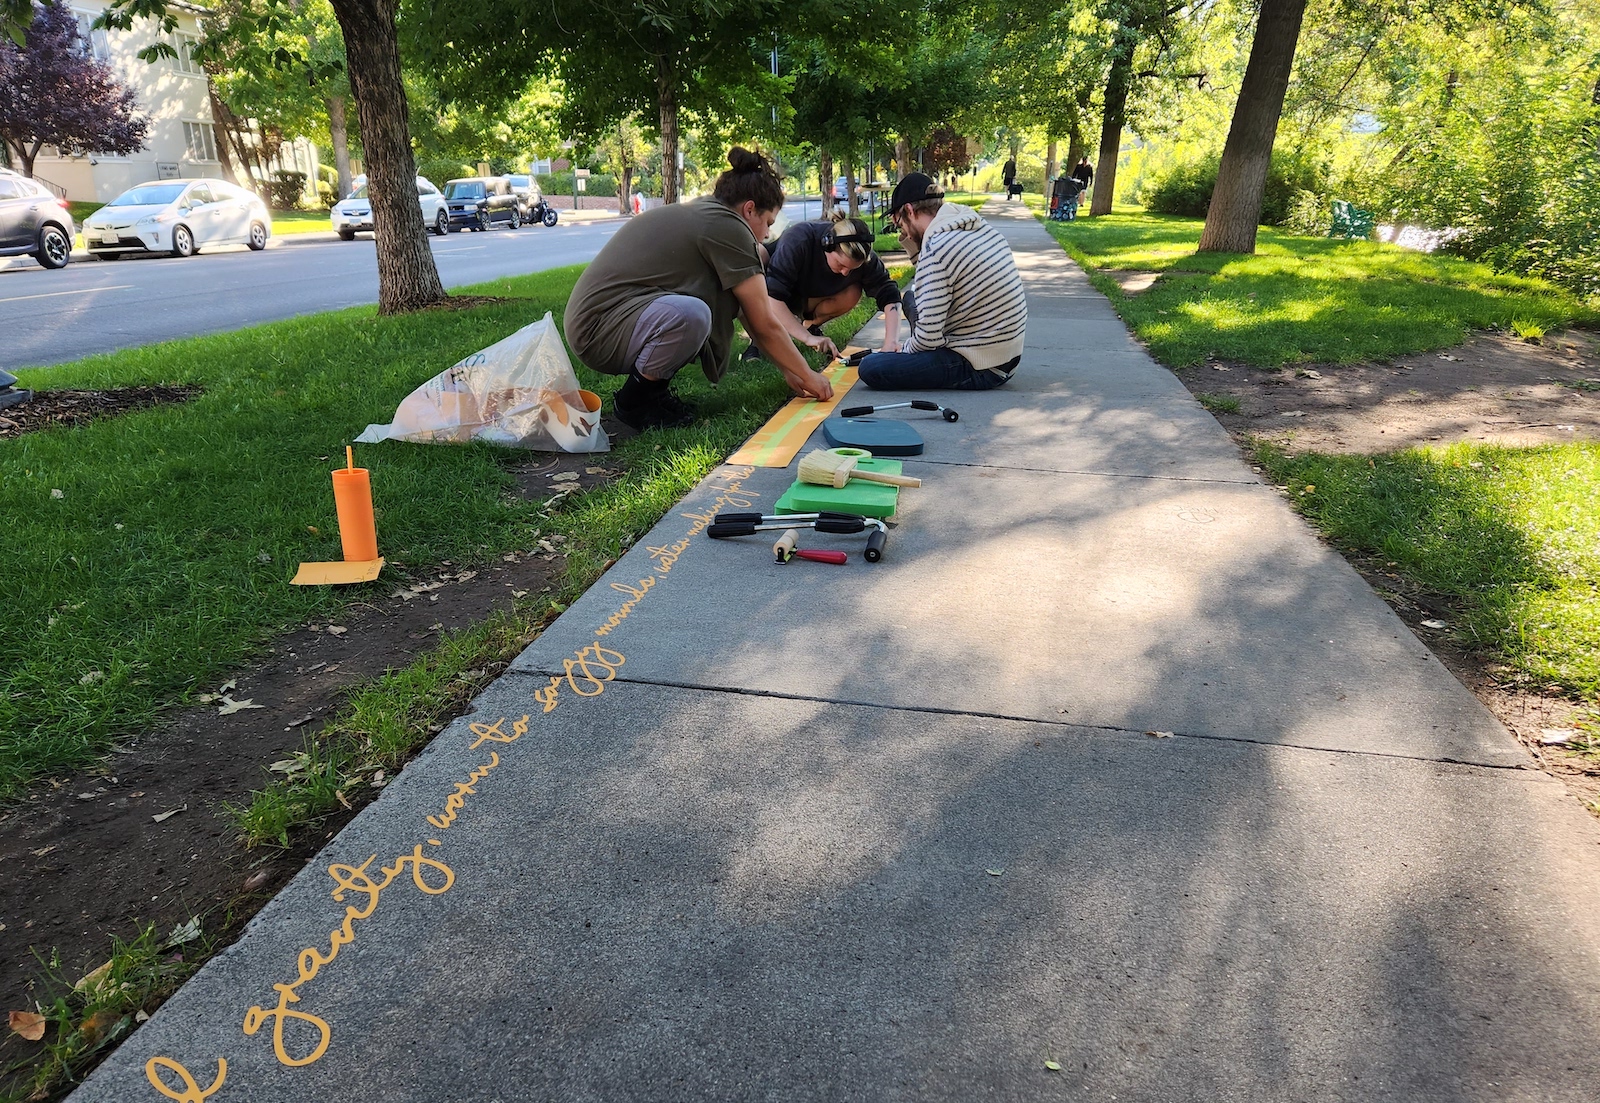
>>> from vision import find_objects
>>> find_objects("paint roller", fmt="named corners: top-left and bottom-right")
top-left (838, 400), bottom-right (959, 423)
top-left (772, 529), bottom-right (848, 565)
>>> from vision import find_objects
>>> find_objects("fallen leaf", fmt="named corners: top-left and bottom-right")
top-left (218, 679), bottom-right (237, 693)
top-left (1281, 410), bottom-right (1307, 418)
top-left (195, 693), bottom-right (220, 704)
top-left (29, 846), bottom-right (55, 858)
top-left (550, 471), bottom-right (580, 482)
top-left (1541, 728), bottom-right (1578, 745)
top-left (75, 960), bottom-right (112, 992)
top-left (1557, 424), bottom-right (1575, 431)
top-left (257, 552), bottom-right (273, 563)
top-left (8, 1010), bottom-right (46, 1042)
top-left (1044, 1060), bottom-right (1062, 1072)
top-left (335, 790), bottom-right (352, 810)
top-left (79, 1010), bottom-right (122, 1044)
top-left (427, 623), bottom-right (443, 631)
top-left (285, 714), bottom-right (315, 729)
top-left (151, 804), bottom-right (187, 823)
top-left (1439, 354), bottom-right (1463, 361)
top-left (50, 488), bottom-right (64, 499)
top-left (217, 696), bottom-right (264, 715)
top-left (1300, 485), bottom-right (1315, 495)
top-left (306, 525), bottom-right (319, 534)
top-left (454, 570), bottom-right (477, 583)
top-left (512, 590), bottom-right (528, 599)
top-left (985, 868), bottom-right (1004, 877)
top-left (410, 581), bottom-right (446, 594)
top-left (79, 670), bottom-right (104, 685)
top-left (326, 625), bottom-right (347, 636)
top-left (243, 870), bottom-right (274, 893)
top-left (1146, 730), bottom-right (1175, 739)
top-left (135, 1010), bottom-right (150, 1023)
top-left (165, 917), bottom-right (202, 947)
top-left (1296, 369), bottom-right (1321, 379)
top-left (1420, 619), bottom-right (1448, 630)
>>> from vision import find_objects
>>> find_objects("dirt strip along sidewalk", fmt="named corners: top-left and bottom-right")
top-left (72, 203), bottom-right (1600, 1103)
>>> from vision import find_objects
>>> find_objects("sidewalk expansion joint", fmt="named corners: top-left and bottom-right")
top-left (898, 456), bottom-right (1260, 486)
top-left (500, 668), bottom-right (1534, 776)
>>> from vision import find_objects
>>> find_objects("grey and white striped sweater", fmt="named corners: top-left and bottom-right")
top-left (906, 203), bottom-right (1027, 372)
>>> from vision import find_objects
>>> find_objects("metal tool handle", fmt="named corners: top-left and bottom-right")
top-left (864, 529), bottom-right (886, 562)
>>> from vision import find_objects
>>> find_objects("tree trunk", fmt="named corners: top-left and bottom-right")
top-left (1197, 0), bottom-right (1310, 254)
top-left (656, 52), bottom-right (680, 204)
top-left (896, 137), bottom-right (910, 178)
top-left (818, 148), bottom-right (834, 215)
top-left (1065, 86), bottom-right (1091, 166)
top-left (1045, 138), bottom-right (1058, 187)
top-left (845, 158), bottom-right (859, 217)
top-left (619, 165), bottom-right (633, 214)
top-left (329, 0), bottom-right (444, 312)
top-left (19, 139), bottom-right (39, 177)
top-left (1090, 34), bottom-right (1136, 216)
top-left (326, 94), bottom-right (353, 199)
top-left (205, 82), bottom-right (240, 186)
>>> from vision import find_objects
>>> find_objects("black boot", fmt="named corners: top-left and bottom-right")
top-left (612, 371), bottom-right (695, 432)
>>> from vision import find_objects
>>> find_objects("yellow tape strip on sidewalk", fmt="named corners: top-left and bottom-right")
top-left (727, 356), bottom-right (861, 468)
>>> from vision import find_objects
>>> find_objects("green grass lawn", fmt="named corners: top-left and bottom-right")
top-left (1039, 209), bottom-right (1596, 368)
top-left (2, 270), bottom-right (864, 801)
top-left (1257, 442), bottom-right (1600, 699)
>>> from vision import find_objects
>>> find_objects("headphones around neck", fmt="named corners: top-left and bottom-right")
top-left (822, 221), bottom-right (874, 252)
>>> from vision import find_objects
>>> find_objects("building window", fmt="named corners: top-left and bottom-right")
top-left (169, 32), bottom-right (201, 73)
top-left (73, 12), bottom-right (110, 60)
top-left (183, 121), bottom-right (218, 162)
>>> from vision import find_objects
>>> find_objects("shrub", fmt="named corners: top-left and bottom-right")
top-left (266, 170), bottom-right (308, 210)
top-left (1141, 151), bottom-right (1328, 226)
top-left (316, 180), bottom-right (337, 209)
top-left (538, 172), bottom-right (619, 198)
top-left (1280, 189), bottom-right (1332, 237)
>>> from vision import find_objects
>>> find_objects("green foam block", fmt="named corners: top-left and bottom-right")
top-left (774, 457), bottom-right (903, 519)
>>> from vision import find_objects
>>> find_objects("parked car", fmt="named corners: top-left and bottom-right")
top-left (443, 177), bottom-right (520, 232)
top-left (82, 179), bottom-right (271, 259)
top-left (832, 176), bottom-right (870, 204)
top-left (0, 168), bottom-right (75, 270)
top-left (331, 175), bottom-right (448, 239)
top-left (505, 174), bottom-right (559, 228)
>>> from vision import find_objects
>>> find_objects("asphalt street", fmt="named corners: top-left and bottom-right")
top-left (1, 199), bottom-right (837, 373)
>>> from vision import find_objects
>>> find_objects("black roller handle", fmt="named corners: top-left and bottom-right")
top-left (838, 405), bottom-right (875, 418)
top-left (843, 348), bottom-right (870, 366)
top-left (838, 400), bottom-right (960, 423)
top-left (864, 529), bottom-right (887, 562)
top-left (814, 518), bottom-right (868, 534)
top-left (706, 522), bottom-right (758, 539)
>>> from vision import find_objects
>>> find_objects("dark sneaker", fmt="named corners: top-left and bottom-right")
top-left (739, 342), bottom-right (764, 362)
top-left (613, 385), bottom-right (695, 432)
top-left (805, 324), bottom-right (825, 337)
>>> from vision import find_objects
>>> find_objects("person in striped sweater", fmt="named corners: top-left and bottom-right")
top-left (857, 173), bottom-right (1027, 391)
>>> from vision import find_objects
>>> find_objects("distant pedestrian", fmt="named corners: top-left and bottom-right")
top-left (1071, 157), bottom-right (1094, 212)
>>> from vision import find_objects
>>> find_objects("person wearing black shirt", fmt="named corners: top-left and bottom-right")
top-left (749, 211), bottom-right (903, 360)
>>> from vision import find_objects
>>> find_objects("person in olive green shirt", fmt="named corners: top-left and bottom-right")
top-left (565, 148), bottom-right (834, 431)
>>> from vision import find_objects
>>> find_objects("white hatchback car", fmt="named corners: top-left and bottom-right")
top-left (83, 179), bottom-right (272, 259)
top-left (331, 175), bottom-right (448, 239)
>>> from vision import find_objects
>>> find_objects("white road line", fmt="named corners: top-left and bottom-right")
top-left (0, 284), bottom-right (133, 305)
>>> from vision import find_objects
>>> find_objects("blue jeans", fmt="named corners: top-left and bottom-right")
top-left (858, 346), bottom-right (1013, 391)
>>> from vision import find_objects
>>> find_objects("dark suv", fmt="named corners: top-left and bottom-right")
top-left (443, 177), bottom-right (520, 232)
top-left (0, 170), bottom-right (75, 269)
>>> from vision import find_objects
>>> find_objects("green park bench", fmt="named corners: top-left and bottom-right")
top-left (1329, 199), bottom-right (1376, 240)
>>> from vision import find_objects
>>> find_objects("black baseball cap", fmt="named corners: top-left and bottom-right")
top-left (889, 172), bottom-right (945, 216)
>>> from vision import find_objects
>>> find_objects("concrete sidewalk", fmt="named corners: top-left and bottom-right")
top-left (73, 205), bottom-right (1600, 1102)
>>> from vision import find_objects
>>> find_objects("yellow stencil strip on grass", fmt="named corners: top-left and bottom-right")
top-left (727, 359), bottom-right (861, 468)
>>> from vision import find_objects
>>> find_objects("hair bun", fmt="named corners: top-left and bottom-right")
top-left (728, 146), bottom-right (768, 174)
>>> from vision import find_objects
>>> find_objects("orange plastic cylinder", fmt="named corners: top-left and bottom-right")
top-left (331, 467), bottom-right (379, 562)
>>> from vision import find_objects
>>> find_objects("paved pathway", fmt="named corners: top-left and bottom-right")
top-left (73, 205), bottom-right (1600, 1103)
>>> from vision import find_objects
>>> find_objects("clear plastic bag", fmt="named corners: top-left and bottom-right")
top-left (356, 312), bottom-right (609, 453)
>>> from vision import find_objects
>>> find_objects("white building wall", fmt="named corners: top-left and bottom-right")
top-left (34, 5), bottom-right (220, 201)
